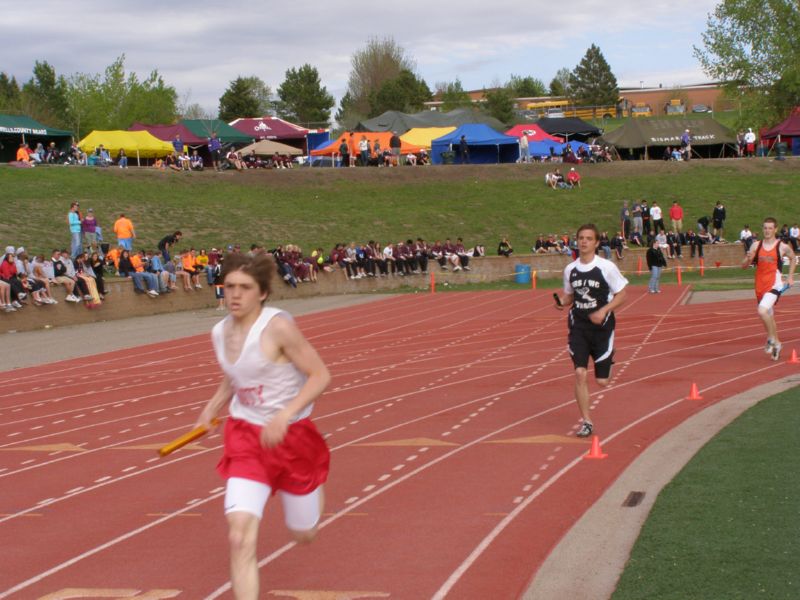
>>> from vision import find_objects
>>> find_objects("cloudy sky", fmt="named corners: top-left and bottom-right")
top-left (3, 1), bottom-right (720, 115)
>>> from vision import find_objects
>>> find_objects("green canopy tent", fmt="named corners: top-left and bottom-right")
top-left (599, 117), bottom-right (737, 160)
top-left (180, 119), bottom-right (252, 145)
top-left (0, 113), bottom-right (72, 162)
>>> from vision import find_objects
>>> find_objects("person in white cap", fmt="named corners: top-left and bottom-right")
top-left (567, 167), bottom-right (581, 188)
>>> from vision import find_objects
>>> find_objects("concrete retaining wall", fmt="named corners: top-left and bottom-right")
top-left (1, 244), bottom-right (746, 333)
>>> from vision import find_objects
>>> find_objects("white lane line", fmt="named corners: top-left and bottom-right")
top-left (377, 474), bottom-right (391, 482)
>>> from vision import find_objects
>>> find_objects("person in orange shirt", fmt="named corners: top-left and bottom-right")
top-left (180, 248), bottom-right (200, 291)
top-left (742, 217), bottom-right (796, 360)
top-left (106, 247), bottom-right (121, 272)
top-left (113, 213), bottom-right (135, 251)
top-left (16, 143), bottom-right (33, 166)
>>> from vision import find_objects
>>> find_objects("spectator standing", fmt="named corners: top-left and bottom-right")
top-left (81, 208), bottom-right (99, 254)
top-left (113, 213), bottom-right (135, 251)
top-left (743, 128), bottom-right (756, 157)
top-left (68, 201), bottom-right (83, 258)
top-left (172, 134), bottom-right (184, 156)
top-left (389, 132), bottom-right (402, 166)
top-left (640, 200), bottom-right (651, 236)
top-left (631, 201), bottom-right (643, 234)
top-left (646, 239), bottom-right (667, 293)
top-left (158, 231), bottom-right (182, 262)
top-left (358, 136), bottom-right (370, 167)
top-left (519, 133), bottom-right (530, 164)
top-left (650, 202), bottom-right (664, 233)
top-left (208, 132), bottom-right (222, 171)
top-left (458, 135), bottom-right (469, 164)
top-left (669, 200), bottom-right (684, 233)
top-left (680, 129), bottom-right (692, 160)
top-left (337, 138), bottom-right (349, 168)
top-left (620, 201), bottom-right (631, 239)
top-left (712, 201), bottom-right (727, 239)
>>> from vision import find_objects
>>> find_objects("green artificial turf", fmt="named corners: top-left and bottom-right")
top-left (612, 387), bottom-right (800, 600)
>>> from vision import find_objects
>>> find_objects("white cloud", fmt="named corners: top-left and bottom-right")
top-left (1, 0), bottom-right (720, 114)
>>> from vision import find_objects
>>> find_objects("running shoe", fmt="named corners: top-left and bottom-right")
top-left (765, 339), bottom-right (774, 354)
top-left (771, 343), bottom-right (783, 361)
top-left (576, 421), bottom-right (593, 438)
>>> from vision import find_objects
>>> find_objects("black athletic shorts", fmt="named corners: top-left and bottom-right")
top-left (568, 312), bottom-right (615, 379)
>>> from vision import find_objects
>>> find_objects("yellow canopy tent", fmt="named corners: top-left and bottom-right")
top-left (78, 130), bottom-right (175, 164)
top-left (400, 127), bottom-right (456, 149)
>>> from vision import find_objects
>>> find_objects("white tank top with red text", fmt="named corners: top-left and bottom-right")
top-left (211, 306), bottom-right (311, 427)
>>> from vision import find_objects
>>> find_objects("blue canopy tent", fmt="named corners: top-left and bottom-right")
top-left (431, 124), bottom-right (520, 165)
top-left (528, 140), bottom-right (591, 161)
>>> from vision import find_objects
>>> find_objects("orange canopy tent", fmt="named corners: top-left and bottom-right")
top-left (311, 131), bottom-right (424, 156)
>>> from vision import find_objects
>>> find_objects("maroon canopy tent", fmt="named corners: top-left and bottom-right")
top-left (229, 117), bottom-right (309, 140)
top-left (129, 122), bottom-right (207, 146)
top-left (760, 107), bottom-right (800, 156)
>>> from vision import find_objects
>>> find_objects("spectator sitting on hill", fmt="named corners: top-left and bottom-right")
top-left (666, 230), bottom-right (682, 258)
top-left (566, 167), bottom-right (581, 188)
top-left (671, 147), bottom-right (683, 161)
top-left (406, 152), bottom-right (417, 166)
top-left (190, 150), bottom-right (204, 171)
top-left (655, 229), bottom-right (670, 257)
top-left (498, 237), bottom-right (513, 257)
top-left (224, 150), bottom-right (244, 171)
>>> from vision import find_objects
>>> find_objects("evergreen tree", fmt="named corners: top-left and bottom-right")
top-left (275, 64), bottom-right (335, 127)
top-left (21, 61), bottom-right (70, 127)
top-left (569, 45), bottom-right (619, 111)
top-left (0, 73), bottom-right (21, 111)
top-left (218, 76), bottom-right (272, 122)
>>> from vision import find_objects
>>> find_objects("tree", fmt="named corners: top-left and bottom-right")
top-left (275, 64), bottom-right (335, 127)
top-left (65, 55), bottom-right (178, 137)
top-left (569, 45), bottom-right (619, 111)
top-left (507, 75), bottom-right (547, 98)
top-left (20, 61), bottom-right (70, 127)
top-left (218, 76), bottom-right (272, 122)
top-left (339, 37), bottom-right (416, 126)
top-left (437, 78), bottom-right (472, 111)
top-left (694, 0), bottom-right (800, 126)
top-left (367, 69), bottom-right (432, 117)
top-left (549, 67), bottom-right (573, 98)
top-left (482, 86), bottom-right (515, 124)
top-left (0, 73), bottom-right (21, 111)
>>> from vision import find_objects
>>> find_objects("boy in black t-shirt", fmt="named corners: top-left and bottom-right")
top-left (555, 224), bottom-right (628, 438)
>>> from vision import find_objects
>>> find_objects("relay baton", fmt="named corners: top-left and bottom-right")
top-left (158, 418), bottom-right (220, 457)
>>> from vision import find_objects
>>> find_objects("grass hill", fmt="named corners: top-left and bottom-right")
top-left (1, 159), bottom-right (798, 257)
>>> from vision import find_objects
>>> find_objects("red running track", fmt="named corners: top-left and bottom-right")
top-left (1, 287), bottom-right (798, 599)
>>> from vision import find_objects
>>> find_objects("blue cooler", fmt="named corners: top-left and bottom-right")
top-left (514, 264), bottom-right (532, 284)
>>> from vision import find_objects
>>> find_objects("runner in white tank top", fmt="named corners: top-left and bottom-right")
top-left (195, 253), bottom-right (331, 600)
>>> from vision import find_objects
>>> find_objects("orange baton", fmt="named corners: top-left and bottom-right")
top-left (158, 418), bottom-right (221, 457)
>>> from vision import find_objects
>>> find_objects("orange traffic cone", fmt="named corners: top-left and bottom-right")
top-left (584, 435), bottom-right (608, 460)
top-left (787, 349), bottom-right (800, 364)
top-left (686, 382), bottom-right (703, 401)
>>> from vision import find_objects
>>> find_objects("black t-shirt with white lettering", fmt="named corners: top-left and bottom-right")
top-left (563, 256), bottom-right (628, 326)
